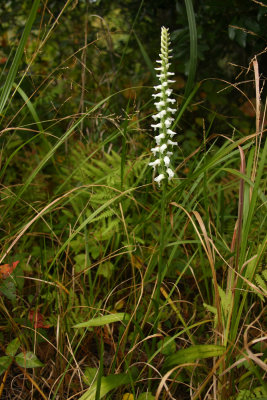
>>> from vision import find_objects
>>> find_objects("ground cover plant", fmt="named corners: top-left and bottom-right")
top-left (0, 1), bottom-right (266, 399)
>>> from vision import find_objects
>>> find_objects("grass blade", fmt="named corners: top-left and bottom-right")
top-left (184, 0), bottom-right (198, 99)
top-left (0, 0), bottom-right (40, 117)
top-left (73, 313), bottom-right (130, 329)
top-left (134, 32), bottom-right (157, 81)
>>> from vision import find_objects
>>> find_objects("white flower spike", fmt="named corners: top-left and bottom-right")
top-left (149, 27), bottom-right (178, 186)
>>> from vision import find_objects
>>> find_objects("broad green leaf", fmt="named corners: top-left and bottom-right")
top-left (0, 356), bottom-right (12, 375)
top-left (73, 313), bottom-right (130, 329)
top-left (203, 303), bottom-right (218, 327)
top-left (83, 367), bottom-right (98, 386)
top-left (78, 372), bottom-right (132, 400)
top-left (6, 338), bottom-right (20, 357)
top-left (218, 285), bottom-right (232, 320)
top-left (15, 352), bottom-right (44, 368)
top-left (164, 345), bottom-right (225, 368)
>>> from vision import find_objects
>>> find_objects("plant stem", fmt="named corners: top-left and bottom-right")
top-left (153, 180), bottom-right (167, 341)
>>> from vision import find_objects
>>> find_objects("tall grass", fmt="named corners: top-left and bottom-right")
top-left (0, 2), bottom-right (266, 400)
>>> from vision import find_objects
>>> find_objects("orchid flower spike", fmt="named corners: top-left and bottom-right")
top-left (149, 26), bottom-right (178, 186)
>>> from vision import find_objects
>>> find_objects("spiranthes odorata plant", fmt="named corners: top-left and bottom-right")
top-left (149, 27), bottom-right (179, 353)
top-left (149, 26), bottom-right (177, 186)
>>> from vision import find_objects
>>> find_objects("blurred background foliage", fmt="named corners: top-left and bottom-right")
top-left (0, 0), bottom-right (266, 189)
top-left (1, 0), bottom-right (266, 124)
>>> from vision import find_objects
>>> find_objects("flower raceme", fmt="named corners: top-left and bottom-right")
top-left (149, 26), bottom-right (177, 186)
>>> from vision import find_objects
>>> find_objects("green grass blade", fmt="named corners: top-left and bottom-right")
top-left (95, 336), bottom-right (104, 400)
top-left (230, 137), bottom-right (267, 342)
top-left (184, 0), bottom-right (198, 99)
top-left (134, 32), bottom-right (157, 81)
top-left (73, 313), bottom-right (130, 329)
top-left (0, 0), bottom-right (40, 117)
top-left (13, 84), bottom-right (52, 152)
top-left (14, 84), bottom-right (44, 133)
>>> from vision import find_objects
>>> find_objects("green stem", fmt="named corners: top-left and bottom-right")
top-left (153, 180), bottom-right (167, 337)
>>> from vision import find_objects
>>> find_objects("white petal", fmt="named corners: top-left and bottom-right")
top-left (152, 112), bottom-right (167, 121)
top-left (166, 98), bottom-right (176, 104)
top-left (151, 147), bottom-right (160, 155)
top-left (156, 110), bottom-right (166, 119)
top-left (149, 159), bottom-right (161, 169)
top-left (166, 168), bottom-right (174, 179)
top-left (167, 151), bottom-right (173, 156)
top-left (151, 122), bottom-right (162, 130)
top-left (165, 89), bottom-right (173, 96)
top-left (167, 140), bottom-right (178, 146)
top-left (167, 79), bottom-right (175, 83)
top-left (167, 107), bottom-right (176, 113)
top-left (167, 129), bottom-right (177, 138)
top-left (155, 101), bottom-right (165, 110)
top-left (155, 133), bottom-right (165, 145)
top-left (152, 93), bottom-right (163, 98)
top-left (159, 143), bottom-right (167, 153)
top-left (164, 156), bottom-right (170, 166)
top-left (154, 174), bottom-right (165, 186)
top-left (164, 118), bottom-right (174, 128)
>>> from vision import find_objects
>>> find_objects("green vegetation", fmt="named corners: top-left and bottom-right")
top-left (0, 1), bottom-right (266, 399)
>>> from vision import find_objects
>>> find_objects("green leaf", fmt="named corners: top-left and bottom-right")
top-left (235, 29), bottom-right (247, 48)
top-left (0, 280), bottom-right (16, 301)
top-left (164, 345), bottom-right (225, 368)
top-left (6, 338), bottom-right (20, 357)
top-left (218, 285), bottom-right (232, 321)
top-left (74, 253), bottom-right (87, 273)
top-left (73, 313), bottom-right (130, 329)
top-left (228, 26), bottom-right (236, 40)
top-left (15, 352), bottom-right (44, 368)
top-left (13, 264), bottom-right (24, 291)
top-left (0, 356), bottom-right (12, 375)
top-left (78, 372), bottom-right (133, 400)
top-left (97, 261), bottom-right (114, 279)
top-left (138, 392), bottom-right (155, 400)
top-left (157, 336), bottom-right (176, 356)
top-left (83, 367), bottom-right (98, 386)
